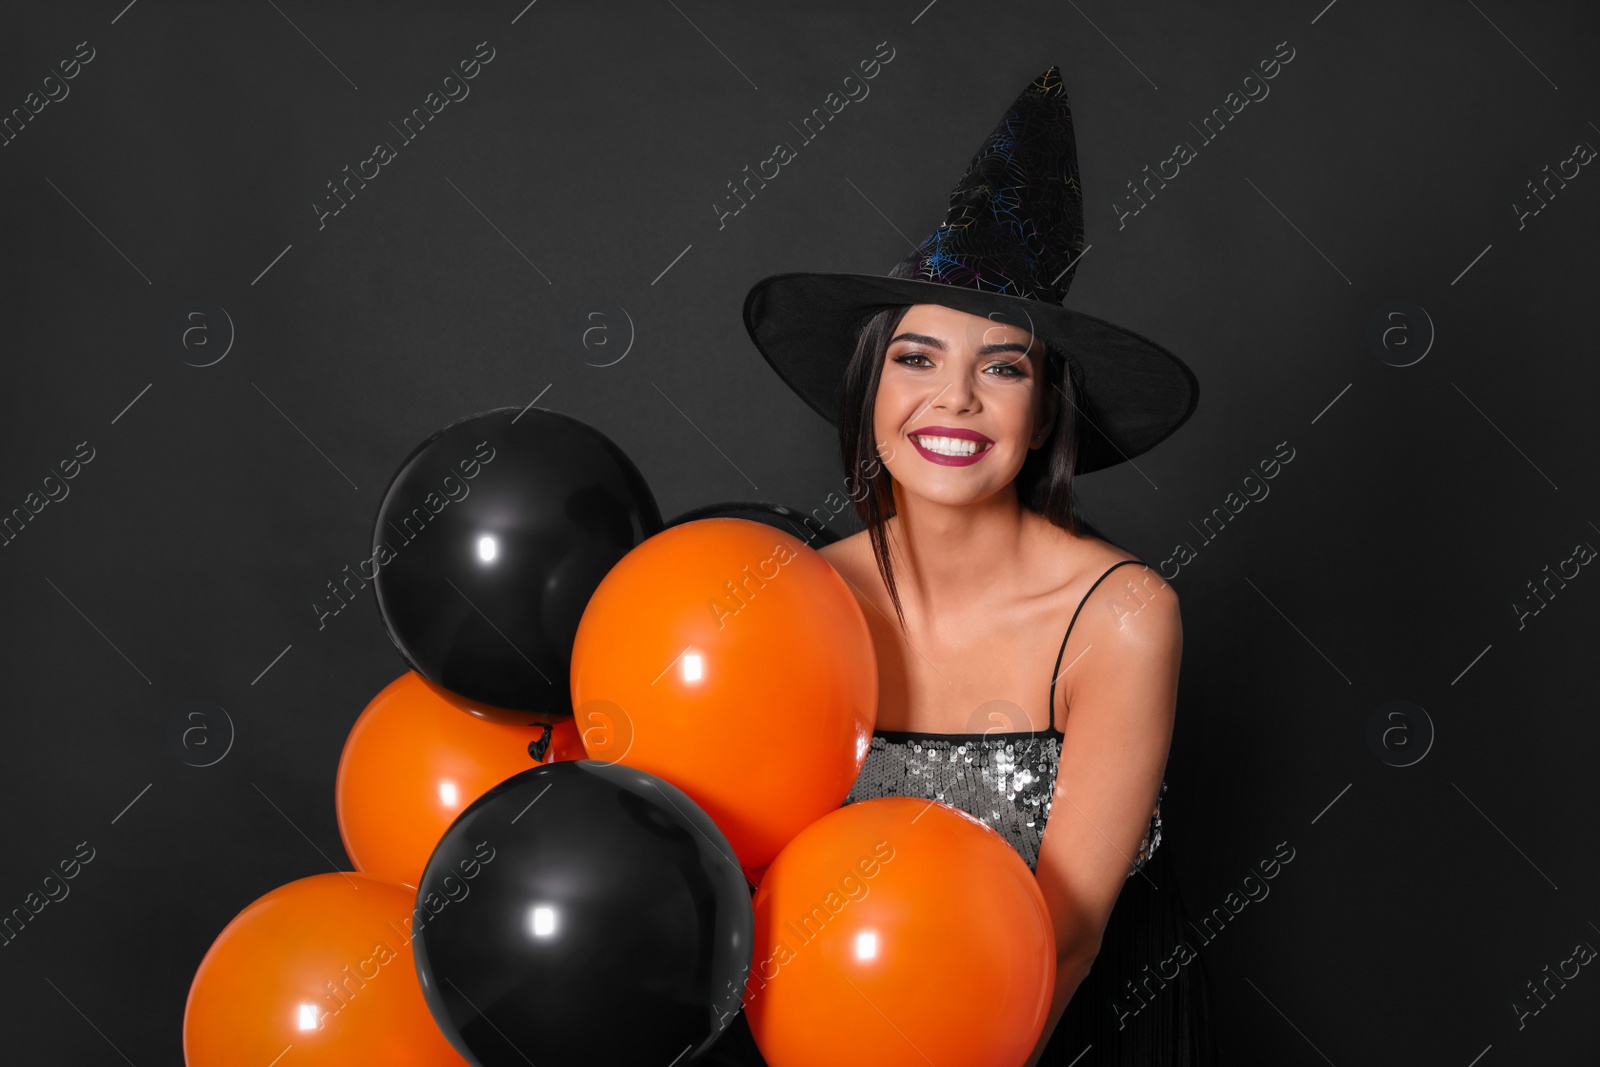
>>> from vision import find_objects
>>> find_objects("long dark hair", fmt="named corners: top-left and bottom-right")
top-left (838, 304), bottom-right (1100, 630)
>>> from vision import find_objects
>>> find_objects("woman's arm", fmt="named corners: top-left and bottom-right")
top-left (1023, 569), bottom-right (1182, 1065)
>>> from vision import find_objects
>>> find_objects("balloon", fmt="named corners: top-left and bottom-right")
top-left (415, 671), bottom-right (557, 727)
top-left (570, 517), bottom-right (877, 868)
top-left (744, 797), bottom-right (1056, 1067)
top-left (666, 500), bottom-right (844, 548)
top-left (537, 718), bottom-right (586, 764)
top-left (413, 761), bottom-right (752, 1067)
top-left (336, 671), bottom-right (546, 888)
top-left (373, 407), bottom-right (662, 719)
top-left (184, 872), bottom-right (469, 1067)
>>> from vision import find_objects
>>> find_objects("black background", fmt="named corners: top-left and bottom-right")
top-left (2, 0), bottom-right (1598, 1063)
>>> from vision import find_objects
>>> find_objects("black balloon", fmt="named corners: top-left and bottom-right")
top-left (372, 407), bottom-right (662, 720)
top-left (413, 760), bottom-right (754, 1067)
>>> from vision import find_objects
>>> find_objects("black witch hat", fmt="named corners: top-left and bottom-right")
top-left (741, 65), bottom-right (1198, 475)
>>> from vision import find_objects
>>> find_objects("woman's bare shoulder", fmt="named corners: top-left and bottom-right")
top-left (814, 529), bottom-right (869, 573)
top-left (1045, 525), bottom-right (1182, 717)
top-left (1038, 522), bottom-right (1179, 617)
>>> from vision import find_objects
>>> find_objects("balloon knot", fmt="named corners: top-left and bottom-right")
top-left (527, 723), bottom-right (553, 763)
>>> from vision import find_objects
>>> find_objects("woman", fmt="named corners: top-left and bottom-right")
top-left (714, 66), bottom-right (1217, 1065)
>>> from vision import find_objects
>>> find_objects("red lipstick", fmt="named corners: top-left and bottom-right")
top-left (907, 426), bottom-right (994, 467)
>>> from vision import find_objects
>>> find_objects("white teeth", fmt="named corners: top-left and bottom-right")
top-left (914, 435), bottom-right (987, 456)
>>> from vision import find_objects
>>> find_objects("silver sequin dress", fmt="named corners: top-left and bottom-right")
top-left (842, 559), bottom-right (1165, 876)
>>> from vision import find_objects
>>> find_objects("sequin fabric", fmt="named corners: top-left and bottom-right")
top-left (842, 730), bottom-right (1165, 877)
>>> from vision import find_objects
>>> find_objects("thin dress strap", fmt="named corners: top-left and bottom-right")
top-left (1048, 558), bottom-right (1146, 732)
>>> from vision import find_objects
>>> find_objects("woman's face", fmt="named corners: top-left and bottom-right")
top-left (872, 303), bottom-right (1055, 508)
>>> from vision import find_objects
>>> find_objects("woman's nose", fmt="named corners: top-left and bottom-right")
top-left (932, 371), bottom-right (977, 412)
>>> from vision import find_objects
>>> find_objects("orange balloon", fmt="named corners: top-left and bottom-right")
top-left (570, 518), bottom-right (877, 867)
top-left (336, 672), bottom-right (546, 888)
top-left (744, 797), bottom-right (1056, 1067)
top-left (539, 718), bottom-right (587, 763)
top-left (184, 872), bottom-right (471, 1067)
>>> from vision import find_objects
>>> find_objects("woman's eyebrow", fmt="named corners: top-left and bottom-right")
top-left (977, 341), bottom-right (1032, 356)
top-left (888, 331), bottom-right (1033, 357)
top-left (888, 331), bottom-right (946, 349)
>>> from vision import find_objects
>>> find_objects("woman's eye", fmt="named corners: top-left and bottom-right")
top-left (891, 353), bottom-right (1024, 377)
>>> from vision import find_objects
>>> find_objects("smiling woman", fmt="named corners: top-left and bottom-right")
top-left (886, 317), bottom-right (1030, 466)
top-left (725, 65), bottom-right (1215, 1067)
top-left (865, 305), bottom-right (1061, 586)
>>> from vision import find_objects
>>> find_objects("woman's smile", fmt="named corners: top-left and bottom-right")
top-left (908, 429), bottom-right (995, 466)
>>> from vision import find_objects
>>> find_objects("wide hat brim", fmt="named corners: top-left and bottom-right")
top-left (743, 270), bottom-right (1199, 476)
